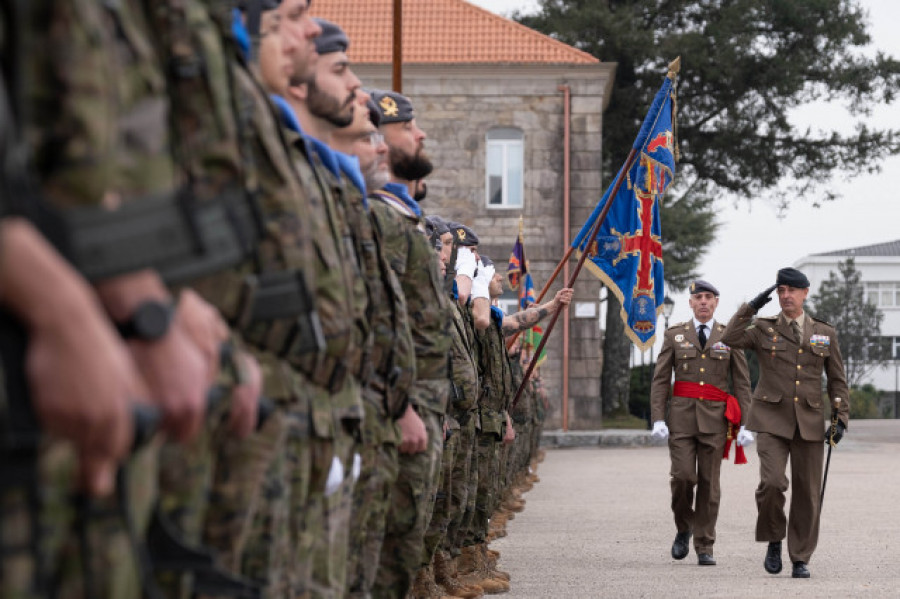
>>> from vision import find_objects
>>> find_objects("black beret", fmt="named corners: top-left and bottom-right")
top-left (689, 279), bottom-right (719, 297)
top-left (776, 267), bottom-right (810, 289)
top-left (481, 255), bottom-right (494, 268)
top-left (313, 18), bottom-right (349, 55)
top-left (447, 222), bottom-right (479, 247)
top-left (369, 89), bottom-right (415, 125)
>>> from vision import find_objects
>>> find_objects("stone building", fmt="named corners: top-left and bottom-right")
top-left (314, 0), bottom-right (616, 429)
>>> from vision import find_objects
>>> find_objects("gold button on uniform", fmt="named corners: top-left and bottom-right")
top-left (701, 354), bottom-right (706, 359)
top-left (700, 368), bottom-right (705, 373)
top-left (700, 381), bottom-right (705, 386)
top-left (797, 365), bottom-right (802, 370)
top-left (794, 397), bottom-right (799, 402)
top-left (799, 349), bottom-right (804, 354)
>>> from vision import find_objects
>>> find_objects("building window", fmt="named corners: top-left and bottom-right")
top-left (864, 282), bottom-right (900, 307)
top-left (486, 128), bottom-right (523, 208)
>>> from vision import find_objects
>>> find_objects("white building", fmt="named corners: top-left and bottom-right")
top-left (794, 238), bottom-right (900, 395)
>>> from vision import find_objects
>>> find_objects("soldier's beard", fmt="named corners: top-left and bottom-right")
top-left (305, 78), bottom-right (354, 128)
top-left (364, 158), bottom-right (391, 192)
top-left (389, 146), bottom-right (433, 182)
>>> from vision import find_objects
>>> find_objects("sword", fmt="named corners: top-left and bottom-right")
top-left (819, 397), bottom-right (841, 515)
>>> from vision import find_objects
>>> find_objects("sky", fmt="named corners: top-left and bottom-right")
top-left (469, 0), bottom-right (900, 363)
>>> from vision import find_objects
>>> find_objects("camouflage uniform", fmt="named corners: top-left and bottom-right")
top-left (436, 299), bottom-right (480, 560)
top-left (370, 184), bottom-right (452, 598)
top-left (466, 309), bottom-right (513, 547)
top-left (345, 180), bottom-right (416, 598)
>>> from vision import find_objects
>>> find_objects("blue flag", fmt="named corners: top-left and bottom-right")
top-left (520, 273), bottom-right (536, 310)
top-left (571, 64), bottom-right (678, 351)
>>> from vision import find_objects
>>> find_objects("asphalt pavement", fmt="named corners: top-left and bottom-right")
top-left (492, 420), bottom-right (900, 598)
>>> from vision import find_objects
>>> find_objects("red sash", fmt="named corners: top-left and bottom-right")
top-left (672, 381), bottom-right (747, 465)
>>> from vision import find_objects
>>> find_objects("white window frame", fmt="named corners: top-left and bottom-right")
top-left (864, 282), bottom-right (900, 308)
top-left (485, 128), bottom-right (524, 209)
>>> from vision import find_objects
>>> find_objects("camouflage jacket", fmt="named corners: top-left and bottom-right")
top-left (476, 310), bottom-right (513, 436)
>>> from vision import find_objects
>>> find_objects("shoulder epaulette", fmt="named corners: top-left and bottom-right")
top-left (810, 315), bottom-right (833, 326)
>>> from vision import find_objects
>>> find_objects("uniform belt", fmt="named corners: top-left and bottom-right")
top-left (292, 347), bottom-right (362, 394)
top-left (673, 381), bottom-right (746, 464)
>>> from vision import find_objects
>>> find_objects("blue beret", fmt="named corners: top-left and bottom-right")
top-left (776, 267), bottom-right (810, 289)
top-left (313, 18), bottom-right (349, 55)
top-left (369, 89), bottom-right (415, 125)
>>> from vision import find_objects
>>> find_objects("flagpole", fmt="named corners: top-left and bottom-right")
top-left (392, 0), bottom-right (402, 92)
top-left (509, 146), bottom-right (640, 410)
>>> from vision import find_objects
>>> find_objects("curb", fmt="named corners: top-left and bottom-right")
top-left (541, 429), bottom-right (667, 448)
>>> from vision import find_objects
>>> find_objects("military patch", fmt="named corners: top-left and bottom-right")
top-left (675, 334), bottom-right (684, 342)
top-left (379, 96), bottom-right (399, 117)
top-left (810, 334), bottom-right (830, 348)
top-left (457, 228), bottom-right (466, 241)
top-left (710, 342), bottom-right (730, 352)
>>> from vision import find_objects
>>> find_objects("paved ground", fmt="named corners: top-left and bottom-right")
top-left (492, 420), bottom-right (900, 598)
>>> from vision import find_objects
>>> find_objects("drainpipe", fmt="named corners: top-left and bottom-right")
top-left (558, 84), bottom-right (571, 432)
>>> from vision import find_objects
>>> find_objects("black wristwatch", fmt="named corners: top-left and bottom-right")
top-left (115, 300), bottom-right (175, 341)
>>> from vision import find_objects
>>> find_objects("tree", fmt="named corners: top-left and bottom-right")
top-left (809, 257), bottom-right (888, 388)
top-left (517, 0), bottom-right (900, 415)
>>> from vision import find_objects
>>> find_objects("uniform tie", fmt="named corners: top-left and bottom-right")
top-left (698, 324), bottom-right (707, 349)
top-left (791, 320), bottom-right (802, 343)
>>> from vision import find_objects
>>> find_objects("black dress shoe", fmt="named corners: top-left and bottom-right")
top-left (697, 553), bottom-right (716, 566)
top-left (764, 541), bottom-right (782, 574)
top-left (671, 531), bottom-right (691, 560)
top-left (792, 561), bottom-right (810, 578)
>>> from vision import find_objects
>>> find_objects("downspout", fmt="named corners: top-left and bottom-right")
top-left (558, 84), bottom-right (571, 432)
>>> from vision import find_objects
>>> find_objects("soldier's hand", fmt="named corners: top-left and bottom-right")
top-left (826, 420), bottom-right (846, 446)
top-left (1, 218), bottom-right (136, 497)
top-left (736, 426), bottom-right (755, 447)
top-left (128, 317), bottom-right (209, 444)
top-left (227, 350), bottom-right (263, 439)
top-left (397, 404), bottom-right (428, 454)
top-left (175, 289), bottom-right (228, 385)
top-left (554, 288), bottom-right (575, 307)
top-left (748, 284), bottom-right (778, 311)
top-left (651, 420), bottom-right (669, 440)
top-left (455, 247), bottom-right (477, 279)
top-left (503, 413), bottom-right (515, 445)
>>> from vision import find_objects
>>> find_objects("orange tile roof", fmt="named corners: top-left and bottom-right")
top-left (311, 0), bottom-right (599, 65)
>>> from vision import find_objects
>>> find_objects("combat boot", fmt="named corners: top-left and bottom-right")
top-left (502, 498), bottom-right (525, 513)
top-left (409, 566), bottom-right (432, 599)
top-left (434, 550), bottom-right (484, 598)
top-left (457, 545), bottom-right (480, 575)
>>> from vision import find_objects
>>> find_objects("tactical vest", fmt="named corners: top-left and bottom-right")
top-left (449, 300), bottom-right (479, 414)
top-left (370, 191), bottom-right (452, 390)
top-left (477, 316), bottom-right (513, 437)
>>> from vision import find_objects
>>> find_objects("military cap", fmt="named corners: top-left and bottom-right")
top-left (689, 279), bottom-right (719, 297)
top-left (481, 255), bottom-right (494, 267)
top-left (237, 0), bottom-right (282, 11)
top-left (447, 222), bottom-right (479, 247)
top-left (313, 18), bottom-right (349, 55)
top-left (365, 96), bottom-right (381, 127)
top-left (425, 215), bottom-right (450, 238)
top-left (776, 267), bottom-right (810, 289)
top-left (369, 89), bottom-right (415, 125)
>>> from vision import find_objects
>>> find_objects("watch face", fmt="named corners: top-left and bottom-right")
top-left (135, 301), bottom-right (173, 340)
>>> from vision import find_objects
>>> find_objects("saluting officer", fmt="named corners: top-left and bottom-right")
top-left (650, 280), bottom-right (751, 567)
top-left (721, 267), bottom-right (850, 579)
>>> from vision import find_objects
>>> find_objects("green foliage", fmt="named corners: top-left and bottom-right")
top-left (516, 0), bottom-right (900, 210)
top-left (627, 360), bottom-right (654, 424)
top-left (848, 384), bottom-right (884, 419)
top-left (809, 257), bottom-right (887, 388)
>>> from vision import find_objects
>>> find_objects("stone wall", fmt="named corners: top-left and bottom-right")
top-left (355, 64), bottom-right (615, 429)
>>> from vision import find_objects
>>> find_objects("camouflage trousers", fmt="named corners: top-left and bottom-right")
top-left (1, 439), bottom-right (158, 599)
top-left (345, 437), bottom-right (399, 598)
top-left (441, 411), bottom-right (476, 558)
top-left (373, 382), bottom-right (445, 599)
top-left (421, 414), bottom-right (460, 567)
top-left (465, 432), bottom-right (500, 546)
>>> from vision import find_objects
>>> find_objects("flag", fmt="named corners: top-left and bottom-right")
top-left (571, 61), bottom-right (679, 351)
top-left (520, 273), bottom-right (536, 310)
top-left (507, 219), bottom-right (526, 290)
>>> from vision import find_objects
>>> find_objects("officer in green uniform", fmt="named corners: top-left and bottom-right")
top-left (367, 89), bottom-right (453, 598)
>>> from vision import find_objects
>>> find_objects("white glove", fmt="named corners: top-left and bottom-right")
top-left (470, 259), bottom-right (491, 300)
top-left (651, 420), bottom-right (669, 440)
top-left (736, 426), bottom-right (755, 447)
top-left (351, 452), bottom-right (362, 482)
top-left (455, 246), bottom-right (477, 279)
top-left (324, 455), bottom-right (345, 497)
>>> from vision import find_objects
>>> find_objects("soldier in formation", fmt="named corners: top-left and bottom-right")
top-left (0, 4), bottom-right (569, 598)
